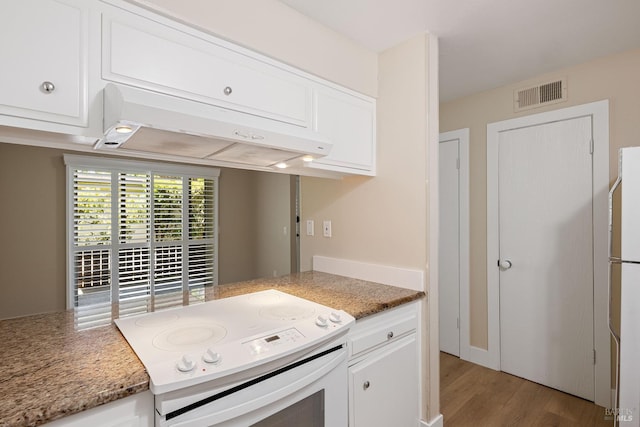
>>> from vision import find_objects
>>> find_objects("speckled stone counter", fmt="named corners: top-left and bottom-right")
top-left (211, 271), bottom-right (424, 320)
top-left (0, 271), bottom-right (424, 427)
top-left (0, 311), bottom-right (149, 427)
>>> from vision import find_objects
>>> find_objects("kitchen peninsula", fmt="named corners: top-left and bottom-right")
top-left (0, 271), bottom-right (424, 427)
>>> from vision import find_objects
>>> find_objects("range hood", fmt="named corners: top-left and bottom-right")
top-left (95, 83), bottom-right (332, 168)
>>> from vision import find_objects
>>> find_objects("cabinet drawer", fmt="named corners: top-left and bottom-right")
top-left (349, 311), bottom-right (416, 357)
top-left (102, 7), bottom-right (311, 128)
top-left (0, 0), bottom-right (88, 126)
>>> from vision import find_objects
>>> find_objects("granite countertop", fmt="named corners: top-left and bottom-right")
top-left (0, 271), bottom-right (424, 427)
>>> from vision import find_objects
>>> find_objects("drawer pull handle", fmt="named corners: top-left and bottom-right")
top-left (224, 86), bottom-right (232, 96)
top-left (363, 380), bottom-right (370, 390)
top-left (387, 331), bottom-right (394, 339)
top-left (41, 81), bottom-right (55, 93)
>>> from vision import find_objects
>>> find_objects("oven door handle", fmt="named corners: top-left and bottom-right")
top-left (158, 346), bottom-right (347, 426)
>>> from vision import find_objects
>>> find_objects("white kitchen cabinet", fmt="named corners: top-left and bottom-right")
top-left (101, 3), bottom-right (312, 128)
top-left (43, 391), bottom-right (153, 427)
top-left (348, 303), bottom-right (419, 427)
top-left (0, 0), bottom-right (377, 178)
top-left (0, 0), bottom-right (89, 127)
top-left (309, 86), bottom-right (377, 176)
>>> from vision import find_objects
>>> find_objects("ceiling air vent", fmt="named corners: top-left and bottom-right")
top-left (514, 78), bottom-right (567, 112)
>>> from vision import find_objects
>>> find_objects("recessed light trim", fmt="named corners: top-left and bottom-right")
top-left (115, 126), bottom-right (133, 134)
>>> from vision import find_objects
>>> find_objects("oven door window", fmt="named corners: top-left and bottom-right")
top-left (252, 390), bottom-right (324, 427)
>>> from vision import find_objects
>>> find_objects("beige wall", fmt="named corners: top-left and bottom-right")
top-left (254, 172), bottom-right (292, 279)
top-left (299, 34), bottom-right (429, 271)
top-left (0, 143), bottom-right (292, 318)
top-left (217, 167), bottom-right (257, 284)
top-left (299, 33), bottom-right (437, 418)
top-left (0, 144), bottom-right (67, 318)
top-left (131, 0), bottom-right (378, 97)
top-left (440, 47), bottom-right (640, 349)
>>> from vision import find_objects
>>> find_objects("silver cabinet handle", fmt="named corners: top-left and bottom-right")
top-left (41, 81), bottom-right (55, 93)
top-left (498, 259), bottom-right (512, 270)
top-left (363, 381), bottom-right (370, 390)
top-left (223, 86), bottom-right (232, 95)
top-left (387, 331), bottom-right (394, 339)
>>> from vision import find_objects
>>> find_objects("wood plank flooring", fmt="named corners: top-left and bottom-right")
top-left (440, 352), bottom-right (613, 426)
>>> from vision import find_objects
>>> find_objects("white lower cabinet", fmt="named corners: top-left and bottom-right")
top-left (348, 303), bottom-right (419, 427)
top-left (43, 391), bottom-right (153, 427)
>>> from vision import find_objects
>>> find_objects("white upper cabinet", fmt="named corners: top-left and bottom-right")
top-left (0, 0), bottom-right (89, 127)
top-left (101, 5), bottom-right (312, 128)
top-left (0, 0), bottom-right (376, 176)
top-left (309, 86), bottom-right (377, 176)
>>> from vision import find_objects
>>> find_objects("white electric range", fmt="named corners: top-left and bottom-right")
top-left (115, 289), bottom-right (355, 426)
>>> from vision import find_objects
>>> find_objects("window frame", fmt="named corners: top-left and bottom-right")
top-left (64, 154), bottom-right (220, 313)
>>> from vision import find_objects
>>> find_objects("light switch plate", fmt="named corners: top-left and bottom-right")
top-left (323, 220), bottom-right (332, 238)
top-left (306, 220), bottom-right (314, 236)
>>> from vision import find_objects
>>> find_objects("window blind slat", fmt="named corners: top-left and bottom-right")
top-left (119, 172), bottom-right (150, 244)
top-left (73, 170), bottom-right (111, 246)
top-left (154, 175), bottom-right (183, 242)
top-left (189, 178), bottom-right (215, 240)
top-left (69, 162), bottom-right (216, 328)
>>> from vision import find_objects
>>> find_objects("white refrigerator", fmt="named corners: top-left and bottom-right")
top-left (611, 146), bottom-right (640, 426)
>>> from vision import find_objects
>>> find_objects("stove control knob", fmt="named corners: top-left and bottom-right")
top-left (203, 349), bottom-right (222, 364)
top-left (315, 314), bottom-right (328, 327)
top-left (329, 312), bottom-right (342, 323)
top-left (177, 354), bottom-right (196, 372)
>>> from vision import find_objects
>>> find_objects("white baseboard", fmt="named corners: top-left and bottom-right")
top-left (312, 255), bottom-right (424, 292)
top-left (420, 414), bottom-right (443, 427)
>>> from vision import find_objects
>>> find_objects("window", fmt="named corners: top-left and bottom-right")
top-left (65, 155), bottom-right (219, 329)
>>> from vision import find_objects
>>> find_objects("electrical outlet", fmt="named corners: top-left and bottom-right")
top-left (323, 220), bottom-right (332, 238)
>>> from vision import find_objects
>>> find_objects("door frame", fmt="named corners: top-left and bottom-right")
top-left (438, 129), bottom-right (470, 359)
top-left (486, 100), bottom-right (610, 407)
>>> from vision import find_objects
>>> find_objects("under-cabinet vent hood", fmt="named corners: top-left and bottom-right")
top-left (95, 83), bottom-right (332, 168)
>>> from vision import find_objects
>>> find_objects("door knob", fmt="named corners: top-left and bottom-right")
top-left (499, 259), bottom-right (513, 270)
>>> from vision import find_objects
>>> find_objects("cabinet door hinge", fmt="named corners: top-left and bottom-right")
top-left (590, 138), bottom-right (594, 155)
top-left (456, 157), bottom-right (460, 170)
top-left (593, 349), bottom-right (596, 365)
top-left (457, 317), bottom-right (460, 330)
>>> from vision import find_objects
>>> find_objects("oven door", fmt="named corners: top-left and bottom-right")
top-left (156, 344), bottom-right (348, 427)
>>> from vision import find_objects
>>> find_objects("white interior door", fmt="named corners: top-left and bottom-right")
top-left (498, 116), bottom-right (594, 400)
top-left (439, 135), bottom-right (461, 356)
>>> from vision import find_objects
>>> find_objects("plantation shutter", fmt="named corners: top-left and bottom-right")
top-left (188, 177), bottom-right (216, 303)
top-left (71, 170), bottom-right (113, 329)
top-left (118, 172), bottom-right (151, 317)
top-left (65, 155), bottom-right (219, 329)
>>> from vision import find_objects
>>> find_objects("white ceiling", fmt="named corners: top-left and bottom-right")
top-left (280, 0), bottom-right (640, 102)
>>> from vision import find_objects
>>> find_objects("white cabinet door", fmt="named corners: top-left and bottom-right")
top-left (349, 335), bottom-right (418, 427)
top-left (0, 0), bottom-right (88, 126)
top-left (101, 6), bottom-right (311, 128)
top-left (43, 391), bottom-right (153, 427)
top-left (311, 86), bottom-right (376, 175)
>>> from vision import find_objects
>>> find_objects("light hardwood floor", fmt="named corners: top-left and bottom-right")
top-left (440, 352), bottom-right (613, 426)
